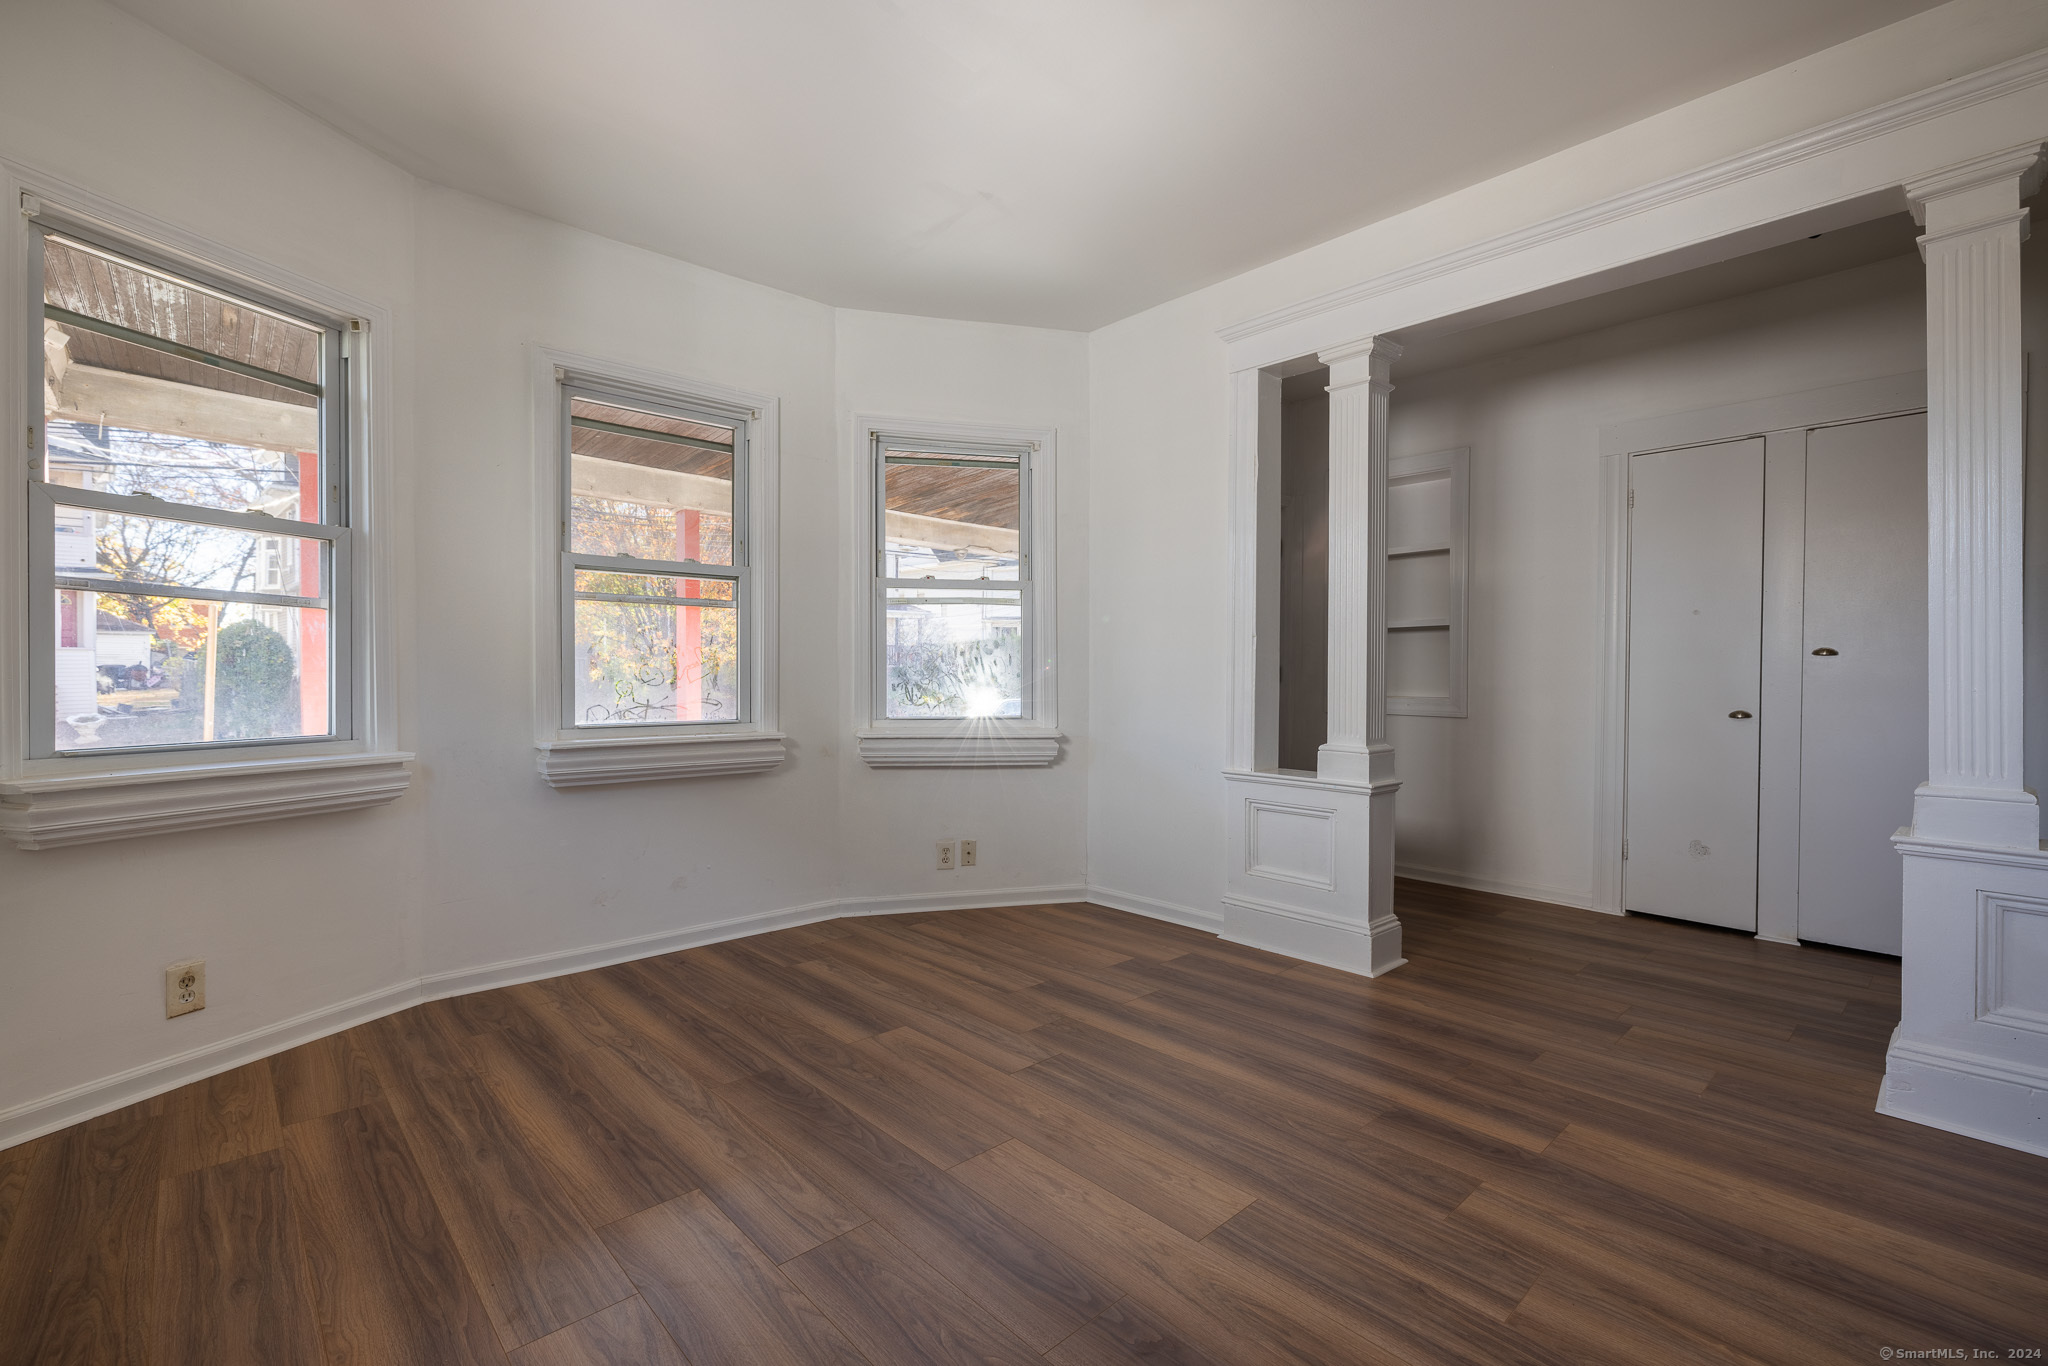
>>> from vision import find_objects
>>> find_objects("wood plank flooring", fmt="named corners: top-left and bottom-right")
top-left (3, 882), bottom-right (2046, 1364)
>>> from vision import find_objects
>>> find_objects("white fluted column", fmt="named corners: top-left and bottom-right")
top-left (1906, 146), bottom-right (2045, 849)
top-left (1881, 145), bottom-right (2048, 1159)
top-left (1317, 336), bottom-right (1402, 786)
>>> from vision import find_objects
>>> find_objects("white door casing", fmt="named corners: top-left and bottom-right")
top-left (1798, 413), bottom-right (1929, 956)
top-left (1624, 438), bottom-right (1765, 932)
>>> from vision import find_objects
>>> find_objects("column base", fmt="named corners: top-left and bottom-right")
top-left (1885, 830), bottom-right (2048, 1158)
top-left (1222, 894), bottom-right (1406, 977)
top-left (1879, 1029), bottom-right (2048, 1159)
top-left (1910, 784), bottom-right (2040, 849)
top-left (1316, 741), bottom-right (1396, 786)
top-left (1220, 768), bottom-right (1403, 980)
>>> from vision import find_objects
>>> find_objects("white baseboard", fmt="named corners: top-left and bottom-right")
top-left (1084, 884), bottom-right (1224, 931)
top-left (417, 899), bottom-right (849, 1001)
top-left (1395, 862), bottom-right (1599, 912)
top-left (1221, 893), bottom-right (1406, 978)
top-left (838, 884), bottom-right (1093, 919)
top-left (0, 882), bottom-right (1091, 1151)
top-left (1878, 1029), bottom-right (2048, 1159)
top-left (0, 978), bottom-right (423, 1151)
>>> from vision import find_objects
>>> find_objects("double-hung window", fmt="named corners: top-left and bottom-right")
top-left (859, 420), bottom-right (1060, 767)
top-left (535, 360), bottom-right (783, 786)
top-left (560, 386), bottom-right (745, 728)
top-left (28, 227), bottom-right (349, 757)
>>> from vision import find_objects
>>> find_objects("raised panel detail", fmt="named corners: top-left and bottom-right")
top-left (1246, 799), bottom-right (1336, 890)
top-left (1977, 891), bottom-right (2048, 1034)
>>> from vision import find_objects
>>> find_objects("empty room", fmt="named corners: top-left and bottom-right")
top-left (3, 0), bottom-right (2048, 1361)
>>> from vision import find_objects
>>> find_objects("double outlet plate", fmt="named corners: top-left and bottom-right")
top-left (165, 959), bottom-right (206, 1018)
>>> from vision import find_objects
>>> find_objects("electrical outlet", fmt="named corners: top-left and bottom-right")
top-left (959, 839), bottom-right (978, 868)
top-left (936, 840), bottom-right (957, 871)
top-left (166, 960), bottom-right (205, 1018)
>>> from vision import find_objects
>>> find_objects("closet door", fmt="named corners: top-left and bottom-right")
top-left (1798, 413), bottom-right (1927, 956)
top-left (1625, 439), bottom-right (1765, 930)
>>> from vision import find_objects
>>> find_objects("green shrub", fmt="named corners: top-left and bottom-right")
top-left (202, 619), bottom-right (298, 739)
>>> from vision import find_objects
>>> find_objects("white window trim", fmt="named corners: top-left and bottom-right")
top-left (852, 413), bottom-right (1061, 769)
top-left (0, 166), bottom-right (410, 850)
top-left (532, 347), bottom-right (783, 787)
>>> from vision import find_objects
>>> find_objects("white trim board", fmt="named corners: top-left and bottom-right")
top-left (1219, 49), bottom-right (2048, 371)
top-left (0, 978), bottom-right (425, 1155)
top-left (1879, 1030), bottom-right (2048, 1159)
top-left (0, 882), bottom-right (1122, 1150)
top-left (1393, 863), bottom-right (1596, 912)
top-left (1084, 884), bottom-right (1225, 932)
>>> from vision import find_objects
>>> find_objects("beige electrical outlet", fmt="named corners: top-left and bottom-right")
top-left (937, 840), bottom-right (957, 871)
top-left (166, 960), bottom-right (205, 1018)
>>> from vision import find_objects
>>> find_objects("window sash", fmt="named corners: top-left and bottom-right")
top-left (25, 219), bottom-right (352, 760)
top-left (873, 437), bottom-right (1030, 584)
top-left (873, 581), bottom-right (1032, 722)
top-left (559, 383), bottom-right (751, 732)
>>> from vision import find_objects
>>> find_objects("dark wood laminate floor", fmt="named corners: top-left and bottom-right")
top-left (4, 883), bottom-right (2046, 1364)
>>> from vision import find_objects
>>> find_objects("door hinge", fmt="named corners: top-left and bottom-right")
top-left (1622, 839), bottom-right (1629, 861)
top-left (1627, 487), bottom-right (1635, 509)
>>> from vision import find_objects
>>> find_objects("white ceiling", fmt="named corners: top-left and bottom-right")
top-left (111, 0), bottom-right (1942, 330)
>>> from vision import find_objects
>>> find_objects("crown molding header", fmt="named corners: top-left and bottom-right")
top-left (1219, 45), bottom-right (2048, 366)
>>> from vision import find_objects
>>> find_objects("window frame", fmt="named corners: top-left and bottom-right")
top-left (24, 224), bottom-right (355, 760)
top-left (533, 350), bottom-right (784, 787)
top-left (0, 171), bottom-right (410, 849)
top-left (853, 414), bottom-right (1061, 769)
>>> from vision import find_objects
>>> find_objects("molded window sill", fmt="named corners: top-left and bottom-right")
top-left (857, 727), bottom-right (1063, 769)
top-left (535, 731), bottom-right (787, 788)
top-left (0, 751), bottom-right (415, 850)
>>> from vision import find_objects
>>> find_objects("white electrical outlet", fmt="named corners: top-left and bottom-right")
top-left (959, 839), bottom-right (978, 868)
top-left (937, 840), bottom-right (957, 871)
top-left (166, 960), bottom-right (205, 1018)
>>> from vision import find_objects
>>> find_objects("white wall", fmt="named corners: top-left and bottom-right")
top-left (409, 185), bottom-right (845, 975)
top-left (0, 0), bottom-right (1091, 1141)
top-left (832, 310), bottom-right (1092, 905)
top-left (1385, 256), bottom-right (1927, 905)
top-left (0, 0), bottom-right (428, 1127)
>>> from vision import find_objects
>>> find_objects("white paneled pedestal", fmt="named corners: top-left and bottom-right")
top-left (1883, 841), bottom-right (2048, 1156)
top-left (1222, 770), bottom-right (1405, 976)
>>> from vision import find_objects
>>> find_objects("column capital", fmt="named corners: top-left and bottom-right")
top-left (1319, 336), bottom-right (1403, 389)
top-left (1905, 143), bottom-right (2045, 231)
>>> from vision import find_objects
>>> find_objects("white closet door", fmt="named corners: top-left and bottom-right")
top-left (1798, 413), bottom-right (1927, 956)
top-left (1625, 438), bottom-right (1765, 931)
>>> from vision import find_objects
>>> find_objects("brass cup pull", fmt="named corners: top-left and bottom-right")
top-left (1812, 647), bottom-right (1839, 656)
top-left (1728, 710), bottom-right (1753, 719)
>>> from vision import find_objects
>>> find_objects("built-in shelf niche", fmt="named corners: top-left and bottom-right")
top-left (1385, 447), bottom-right (1469, 717)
